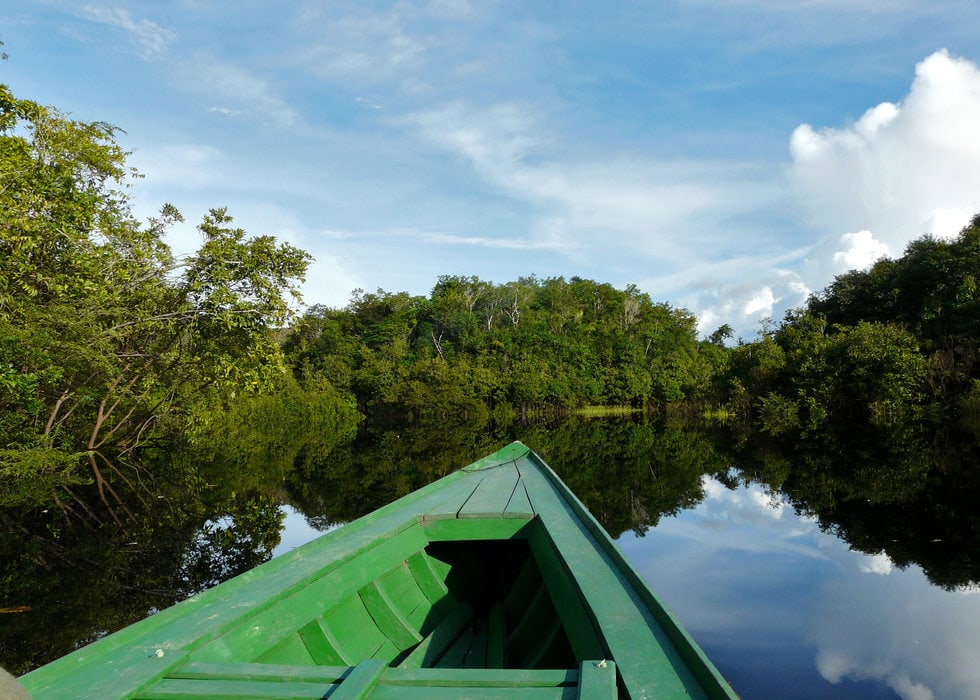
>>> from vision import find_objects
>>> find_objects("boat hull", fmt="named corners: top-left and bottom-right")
top-left (20, 442), bottom-right (737, 699)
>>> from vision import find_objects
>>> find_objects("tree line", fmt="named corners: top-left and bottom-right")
top-left (282, 277), bottom-right (730, 421)
top-left (3, 74), bottom-right (980, 517)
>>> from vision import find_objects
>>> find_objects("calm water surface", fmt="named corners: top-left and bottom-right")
top-left (4, 416), bottom-right (979, 699)
top-left (268, 480), bottom-right (980, 700)
top-left (620, 477), bottom-right (980, 699)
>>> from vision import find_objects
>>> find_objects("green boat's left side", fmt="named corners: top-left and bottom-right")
top-left (19, 442), bottom-right (737, 699)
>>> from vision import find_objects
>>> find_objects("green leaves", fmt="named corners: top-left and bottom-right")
top-left (0, 82), bottom-right (316, 509)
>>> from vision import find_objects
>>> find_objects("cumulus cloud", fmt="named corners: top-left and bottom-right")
top-left (790, 49), bottom-right (980, 249)
top-left (692, 50), bottom-right (980, 336)
top-left (859, 552), bottom-right (894, 575)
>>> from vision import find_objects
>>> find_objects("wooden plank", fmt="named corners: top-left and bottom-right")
top-left (486, 604), bottom-right (506, 669)
top-left (503, 482), bottom-right (534, 518)
top-left (521, 617), bottom-right (562, 670)
top-left (382, 667), bottom-right (577, 687)
top-left (525, 523), bottom-right (606, 662)
top-left (377, 562), bottom-right (428, 622)
top-left (358, 581), bottom-right (424, 651)
top-left (329, 659), bottom-right (386, 700)
top-left (506, 582), bottom-right (556, 666)
top-left (517, 452), bottom-right (719, 699)
top-left (419, 517), bottom-right (532, 543)
top-left (501, 556), bottom-right (543, 629)
top-left (139, 677), bottom-right (337, 699)
top-left (253, 633), bottom-right (315, 665)
top-left (191, 522), bottom-right (429, 663)
top-left (577, 660), bottom-right (617, 700)
top-left (433, 626), bottom-right (476, 668)
top-left (462, 619), bottom-right (489, 669)
top-left (298, 618), bottom-right (349, 666)
top-left (168, 661), bottom-right (349, 682)
top-left (457, 469), bottom-right (519, 518)
top-left (397, 602), bottom-right (474, 668)
top-left (370, 687), bottom-right (575, 700)
top-left (422, 481), bottom-right (482, 520)
top-left (24, 472), bottom-right (479, 700)
top-left (320, 595), bottom-right (389, 663)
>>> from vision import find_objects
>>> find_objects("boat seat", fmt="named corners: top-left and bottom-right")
top-left (136, 659), bottom-right (616, 699)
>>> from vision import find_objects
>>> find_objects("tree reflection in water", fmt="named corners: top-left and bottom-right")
top-left (1, 413), bottom-right (977, 676)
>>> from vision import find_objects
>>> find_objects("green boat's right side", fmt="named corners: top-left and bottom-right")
top-left (20, 442), bottom-right (737, 699)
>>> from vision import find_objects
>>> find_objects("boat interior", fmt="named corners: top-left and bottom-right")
top-left (140, 518), bottom-right (618, 698)
top-left (206, 523), bottom-right (597, 670)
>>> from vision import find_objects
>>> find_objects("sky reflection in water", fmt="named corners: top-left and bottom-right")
top-left (619, 477), bottom-right (980, 700)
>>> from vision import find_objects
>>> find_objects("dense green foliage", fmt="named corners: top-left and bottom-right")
top-left (727, 215), bottom-right (980, 434)
top-left (0, 82), bottom-right (358, 515)
top-left (284, 278), bottom-right (729, 419)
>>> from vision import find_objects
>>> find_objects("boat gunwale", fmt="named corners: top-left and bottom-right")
top-left (20, 441), bottom-right (738, 700)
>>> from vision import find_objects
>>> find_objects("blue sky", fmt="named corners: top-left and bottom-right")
top-left (4, 1), bottom-right (980, 337)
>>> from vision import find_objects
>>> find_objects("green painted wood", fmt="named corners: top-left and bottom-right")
top-left (358, 581), bottom-right (424, 651)
top-left (503, 482), bottom-right (534, 518)
top-left (369, 687), bottom-right (576, 700)
top-left (435, 625), bottom-right (476, 668)
top-left (139, 678), bottom-right (338, 699)
top-left (423, 481), bottom-right (482, 520)
top-left (168, 661), bottom-right (349, 682)
top-left (21, 471), bottom-right (476, 699)
top-left (22, 441), bottom-right (736, 700)
top-left (254, 633), bottom-right (315, 665)
top-left (521, 617), bottom-right (562, 670)
top-left (329, 659), bottom-right (386, 700)
top-left (506, 581), bottom-right (556, 666)
top-left (320, 595), bottom-right (390, 663)
top-left (457, 469), bottom-right (519, 518)
top-left (379, 562), bottom-right (430, 624)
top-left (577, 660), bottom-right (617, 700)
top-left (517, 451), bottom-right (732, 699)
top-left (462, 620), bottom-right (489, 669)
top-left (192, 522), bottom-right (429, 663)
top-left (382, 667), bottom-right (577, 687)
top-left (525, 523), bottom-right (606, 663)
top-left (297, 618), bottom-right (349, 666)
top-left (419, 517), bottom-right (533, 542)
top-left (397, 602), bottom-right (474, 668)
top-left (501, 556), bottom-right (542, 629)
top-left (406, 552), bottom-right (449, 604)
top-left (486, 604), bottom-right (507, 669)
top-left (461, 443), bottom-right (531, 472)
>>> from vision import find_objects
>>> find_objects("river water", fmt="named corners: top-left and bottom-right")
top-left (3, 415), bottom-right (979, 698)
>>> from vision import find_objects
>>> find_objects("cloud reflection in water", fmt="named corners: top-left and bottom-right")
top-left (619, 477), bottom-right (980, 700)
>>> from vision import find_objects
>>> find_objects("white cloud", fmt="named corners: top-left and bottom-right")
top-left (291, 3), bottom-right (432, 86)
top-left (743, 285), bottom-right (778, 317)
top-left (694, 50), bottom-right (980, 337)
top-left (790, 49), bottom-right (980, 249)
top-left (184, 58), bottom-right (299, 127)
top-left (405, 102), bottom-right (779, 269)
top-left (859, 552), bottom-right (894, 575)
top-left (78, 5), bottom-right (176, 59)
top-left (832, 230), bottom-right (891, 270)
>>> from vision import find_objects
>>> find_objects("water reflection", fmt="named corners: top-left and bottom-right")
top-left (626, 475), bottom-right (980, 700)
top-left (3, 414), bottom-right (979, 697)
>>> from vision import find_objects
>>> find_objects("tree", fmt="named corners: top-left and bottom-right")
top-left (0, 82), bottom-right (315, 516)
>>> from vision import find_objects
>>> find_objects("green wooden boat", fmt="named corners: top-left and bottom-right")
top-left (20, 442), bottom-right (737, 699)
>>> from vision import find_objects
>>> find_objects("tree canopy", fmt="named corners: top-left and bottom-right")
top-left (0, 81), bottom-right (347, 516)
